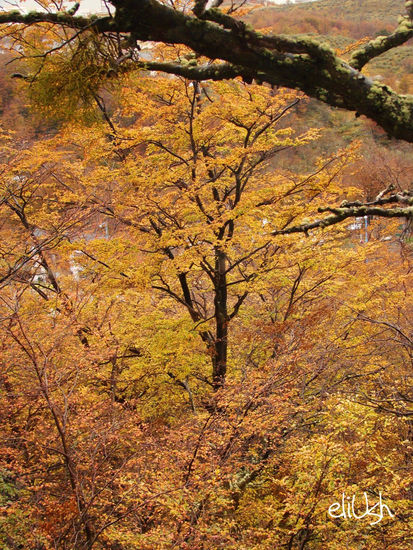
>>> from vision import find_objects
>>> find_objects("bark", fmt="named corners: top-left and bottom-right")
top-left (213, 247), bottom-right (229, 390)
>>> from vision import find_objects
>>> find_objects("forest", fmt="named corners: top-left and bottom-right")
top-left (0, 1), bottom-right (412, 549)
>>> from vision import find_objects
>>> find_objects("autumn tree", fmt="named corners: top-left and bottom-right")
top-left (55, 73), bottom-right (369, 392)
top-left (0, 4), bottom-right (412, 540)
top-left (1, 68), bottom-right (411, 549)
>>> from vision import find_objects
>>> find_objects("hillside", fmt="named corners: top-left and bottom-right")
top-left (269, 0), bottom-right (405, 25)
top-left (247, 0), bottom-right (412, 87)
top-left (248, 0), bottom-right (406, 37)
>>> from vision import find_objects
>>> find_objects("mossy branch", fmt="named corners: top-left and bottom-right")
top-left (272, 191), bottom-right (413, 237)
top-left (1, 1), bottom-right (413, 141)
top-left (0, 10), bottom-right (113, 31)
top-left (350, 16), bottom-right (413, 70)
top-left (126, 59), bottom-right (250, 82)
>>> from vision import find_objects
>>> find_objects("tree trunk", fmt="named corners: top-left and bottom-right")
top-left (212, 247), bottom-right (228, 390)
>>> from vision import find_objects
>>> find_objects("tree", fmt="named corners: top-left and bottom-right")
top-left (53, 74), bottom-right (362, 391)
top-left (1, 72), bottom-right (412, 549)
top-left (0, 0), bottom-right (413, 142)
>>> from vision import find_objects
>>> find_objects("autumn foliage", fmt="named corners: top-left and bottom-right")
top-left (0, 29), bottom-right (412, 550)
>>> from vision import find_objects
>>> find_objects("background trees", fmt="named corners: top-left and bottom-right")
top-left (0, 60), bottom-right (412, 549)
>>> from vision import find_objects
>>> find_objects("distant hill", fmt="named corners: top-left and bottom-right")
top-left (268, 0), bottom-right (405, 25)
top-left (246, 0), bottom-right (412, 87)
top-left (248, 0), bottom-right (406, 37)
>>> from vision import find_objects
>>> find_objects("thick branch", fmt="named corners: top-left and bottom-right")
top-left (1, 1), bottom-right (413, 141)
top-left (0, 10), bottom-right (113, 31)
top-left (134, 60), bottom-right (247, 81)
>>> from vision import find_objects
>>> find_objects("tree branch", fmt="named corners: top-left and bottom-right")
top-left (272, 194), bottom-right (413, 237)
top-left (0, 10), bottom-right (113, 31)
top-left (134, 59), bottom-right (247, 82)
top-left (350, 13), bottom-right (413, 70)
top-left (1, 1), bottom-right (413, 141)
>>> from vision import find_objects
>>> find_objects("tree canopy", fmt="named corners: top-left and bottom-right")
top-left (0, 69), bottom-right (412, 549)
